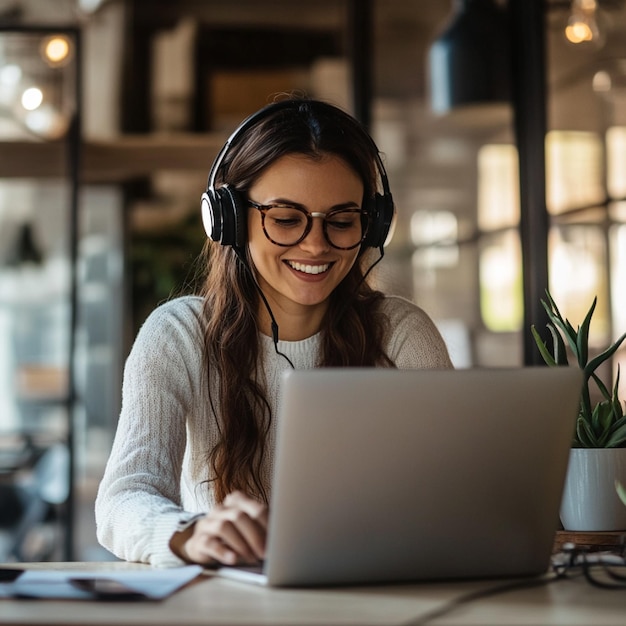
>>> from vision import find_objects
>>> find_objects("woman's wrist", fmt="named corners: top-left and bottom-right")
top-left (169, 524), bottom-right (195, 563)
top-left (169, 514), bottom-right (205, 563)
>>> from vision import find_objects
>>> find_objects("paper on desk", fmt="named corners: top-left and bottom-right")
top-left (0, 565), bottom-right (203, 600)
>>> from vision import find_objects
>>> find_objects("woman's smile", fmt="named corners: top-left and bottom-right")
top-left (285, 260), bottom-right (333, 276)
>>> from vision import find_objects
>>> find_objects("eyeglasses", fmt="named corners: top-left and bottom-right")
top-left (248, 201), bottom-right (369, 250)
top-left (552, 545), bottom-right (626, 590)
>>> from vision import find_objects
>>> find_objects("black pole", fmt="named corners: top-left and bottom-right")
top-left (57, 28), bottom-right (82, 561)
top-left (347, 0), bottom-right (373, 129)
top-left (65, 26), bottom-right (82, 561)
top-left (509, 0), bottom-right (550, 364)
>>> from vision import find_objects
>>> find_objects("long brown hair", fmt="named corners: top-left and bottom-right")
top-left (198, 98), bottom-right (394, 503)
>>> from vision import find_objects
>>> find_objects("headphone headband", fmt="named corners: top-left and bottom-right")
top-left (208, 100), bottom-right (301, 192)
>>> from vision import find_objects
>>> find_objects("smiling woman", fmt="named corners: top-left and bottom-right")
top-left (245, 153), bottom-right (364, 339)
top-left (94, 96), bottom-right (453, 569)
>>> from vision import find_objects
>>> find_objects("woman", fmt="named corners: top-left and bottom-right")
top-left (95, 97), bottom-right (452, 568)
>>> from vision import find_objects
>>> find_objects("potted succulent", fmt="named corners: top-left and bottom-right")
top-left (531, 290), bottom-right (626, 531)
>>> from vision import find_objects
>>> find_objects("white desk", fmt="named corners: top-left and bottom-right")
top-left (1, 562), bottom-right (626, 625)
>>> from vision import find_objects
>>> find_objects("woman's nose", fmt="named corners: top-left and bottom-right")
top-left (299, 215), bottom-right (330, 252)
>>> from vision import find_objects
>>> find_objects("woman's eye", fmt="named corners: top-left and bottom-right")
top-left (328, 217), bottom-right (358, 230)
top-left (268, 209), bottom-right (305, 228)
top-left (273, 217), bottom-right (301, 228)
top-left (329, 221), bottom-right (352, 230)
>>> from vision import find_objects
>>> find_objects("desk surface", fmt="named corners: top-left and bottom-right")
top-left (1, 561), bottom-right (626, 626)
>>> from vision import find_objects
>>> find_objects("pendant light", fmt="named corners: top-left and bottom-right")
top-left (428, 0), bottom-right (512, 115)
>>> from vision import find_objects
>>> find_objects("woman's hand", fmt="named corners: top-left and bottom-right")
top-left (171, 491), bottom-right (268, 566)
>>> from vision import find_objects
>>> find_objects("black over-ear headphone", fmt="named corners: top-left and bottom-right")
top-left (200, 99), bottom-right (395, 251)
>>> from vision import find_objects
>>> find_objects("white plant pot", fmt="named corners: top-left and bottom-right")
top-left (560, 448), bottom-right (626, 531)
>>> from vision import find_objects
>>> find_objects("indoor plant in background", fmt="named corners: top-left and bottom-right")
top-left (531, 290), bottom-right (626, 531)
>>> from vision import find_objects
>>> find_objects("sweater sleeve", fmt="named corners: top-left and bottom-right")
top-left (382, 296), bottom-right (454, 369)
top-left (95, 299), bottom-right (205, 567)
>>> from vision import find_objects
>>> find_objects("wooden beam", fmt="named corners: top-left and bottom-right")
top-left (0, 133), bottom-right (226, 182)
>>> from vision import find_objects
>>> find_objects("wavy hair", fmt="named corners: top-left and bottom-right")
top-left (198, 98), bottom-right (394, 503)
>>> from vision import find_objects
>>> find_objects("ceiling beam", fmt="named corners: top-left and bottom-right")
top-left (0, 134), bottom-right (226, 182)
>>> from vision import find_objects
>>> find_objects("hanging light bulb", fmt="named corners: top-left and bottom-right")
top-left (565, 0), bottom-right (604, 47)
top-left (41, 34), bottom-right (73, 67)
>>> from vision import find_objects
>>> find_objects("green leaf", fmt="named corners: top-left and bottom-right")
top-left (544, 290), bottom-right (564, 325)
top-left (590, 372), bottom-right (612, 402)
top-left (541, 294), bottom-right (579, 354)
top-left (611, 416), bottom-right (626, 448)
top-left (530, 326), bottom-right (557, 366)
top-left (575, 296), bottom-right (596, 368)
top-left (598, 401), bottom-right (615, 434)
top-left (610, 370), bottom-right (624, 422)
top-left (580, 382), bottom-right (593, 424)
top-left (576, 416), bottom-right (599, 447)
top-left (590, 403), bottom-right (612, 447)
top-left (584, 332), bottom-right (626, 377)
top-left (542, 305), bottom-right (579, 358)
top-left (616, 481), bottom-right (626, 506)
top-left (549, 324), bottom-right (569, 366)
top-left (591, 402), bottom-right (602, 432)
top-left (611, 413), bottom-right (626, 428)
top-left (605, 423), bottom-right (626, 448)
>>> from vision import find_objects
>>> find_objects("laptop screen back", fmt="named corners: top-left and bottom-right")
top-left (262, 367), bottom-right (581, 587)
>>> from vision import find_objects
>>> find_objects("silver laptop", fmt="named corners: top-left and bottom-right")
top-left (213, 366), bottom-right (581, 587)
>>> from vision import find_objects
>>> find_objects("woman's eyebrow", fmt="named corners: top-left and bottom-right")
top-left (264, 198), bottom-right (361, 211)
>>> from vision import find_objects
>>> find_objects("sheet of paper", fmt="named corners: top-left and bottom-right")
top-left (0, 565), bottom-right (203, 600)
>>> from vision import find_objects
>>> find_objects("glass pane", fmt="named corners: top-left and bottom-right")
top-left (607, 126), bottom-right (626, 199)
top-left (0, 28), bottom-right (78, 562)
top-left (546, 131), bottom-right (604, 215)
top-left (549, 224), bottom-right (610, 345)
top-left (610, 223), bottom-right (626, 342)
top-left (478, 230), bottom-right (523, 333)
top-left (477, 143), bottom-right (519, 230)
top-left (0, 32), bottom-right (75, 140)
top-left (609, 200), bottom-right (626, 223)
top-left (0, 180), bottom-right (71, 435)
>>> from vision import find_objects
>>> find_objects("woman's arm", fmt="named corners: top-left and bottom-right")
top-left (95, 299), bottom-right (206, 567)
top-left (382, 296), bottom-right (454, 369)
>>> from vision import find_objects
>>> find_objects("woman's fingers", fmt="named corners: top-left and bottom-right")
top-left (203, 536), bottom-right (239, 565)
top-left (197, 512), bottom-right (263, 562)
top-left (224, 491), bottom-right (269, 529)
top-left (183, 492), bottom-right (268, 565)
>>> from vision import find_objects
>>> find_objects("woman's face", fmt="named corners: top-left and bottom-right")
top-left (247, 153), bottom-right (364, 338)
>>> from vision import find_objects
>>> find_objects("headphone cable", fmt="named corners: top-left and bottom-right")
top-left (362, 245), bottom-right (385, 285)
top-left (233, 242), bottom-right (384, 370)
top-left (234, 247), bottom-right (295, 369)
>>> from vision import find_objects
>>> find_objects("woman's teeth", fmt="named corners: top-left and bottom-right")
top-left (287, 261), bottom-right (330, 275)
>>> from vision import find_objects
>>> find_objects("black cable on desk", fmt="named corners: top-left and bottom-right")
top-left (401, 572), bottom-right (562, 626)
top-left (403, 546), bottom-right (626, 626)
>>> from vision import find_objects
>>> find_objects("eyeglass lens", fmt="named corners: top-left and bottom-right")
top-left (260, 205), bottom-right (365, 249)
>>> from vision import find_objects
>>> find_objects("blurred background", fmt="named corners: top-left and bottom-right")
top-left (0, 0), bottom-right (625, 562)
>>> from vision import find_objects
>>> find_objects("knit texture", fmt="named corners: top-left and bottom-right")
top-left (95, 295), bottom-right (452, 566)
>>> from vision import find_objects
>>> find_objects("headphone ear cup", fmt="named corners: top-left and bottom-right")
top-left (363, 193), bottom-right (395, 249)
top-left (226, 186), bottom-right (247, 248)
top-left (209, 185), bottom-right (247, 248)
top-left (201, 190), bottom-right (222, 242)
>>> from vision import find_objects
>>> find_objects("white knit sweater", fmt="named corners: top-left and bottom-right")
top-left (95, 295), bottom-right (452, 567)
